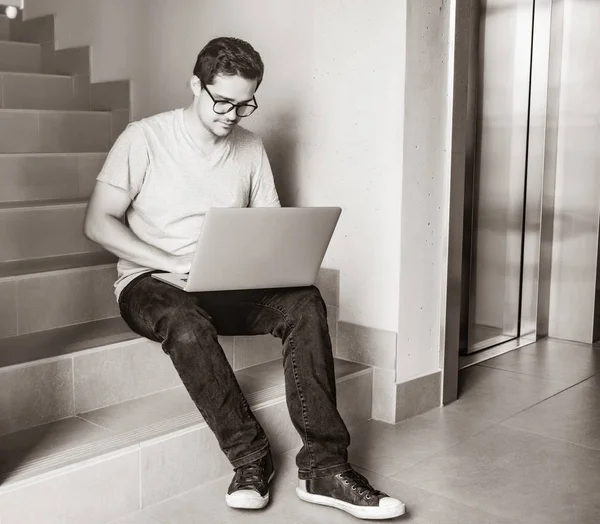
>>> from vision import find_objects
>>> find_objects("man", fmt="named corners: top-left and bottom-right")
top-left (84, 37), bottom-right (405, 520)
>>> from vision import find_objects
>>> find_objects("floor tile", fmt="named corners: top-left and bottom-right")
top-left (145, 450), bottom-right (301, 524)
top-left (443, 364), bottom-right (572, 423)
top-left (502, 381), bottom-right (600, 450)
top-left (109, 513), bottom-right (163, 524)
top-left (146, 449), bottom-right (516, 524)
top-left (580, 373), bottom-right (600, 390)
top-left (296, 467), bottom-right (518, 524)
top-left (79, 387), bottom-right (196, 434)
top-left (395, 424), bottom-right (600, 524)
top-left (348, 410), bottom-right (494, 477)
top-left (480, 338), bottom-right (600, 384)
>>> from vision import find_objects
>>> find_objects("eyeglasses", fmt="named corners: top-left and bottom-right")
top-left (202, 82), bottom-right (258, 118)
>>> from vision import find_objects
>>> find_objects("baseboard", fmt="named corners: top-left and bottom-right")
top-left (372, 368), bottom-right (442, 424)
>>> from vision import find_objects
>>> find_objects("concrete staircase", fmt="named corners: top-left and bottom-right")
top-left (0, 13), bottom-right (374, 524)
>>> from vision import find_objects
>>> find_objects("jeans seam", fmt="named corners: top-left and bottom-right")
top-left (231, 442), bottom-right (270, 468)
top-left (297, 462), bottom-right (352, 480)
top-left (237, 298), bottom-right (315, 470)
top-left (289, 332), bottom-right (315, 470)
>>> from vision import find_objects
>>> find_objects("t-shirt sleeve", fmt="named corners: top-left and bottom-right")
top-left (96, 123), bottom-right (149, 200)
top-left (249, 140), bottom-right (281, 208)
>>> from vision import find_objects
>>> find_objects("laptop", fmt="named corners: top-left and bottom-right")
top-left (152, 206), bottom-right (341, 292)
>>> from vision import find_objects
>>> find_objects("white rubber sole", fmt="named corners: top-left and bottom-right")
top-left (296, 485), bottom-right (406, 520)
top-left (225, 471), bottom-right (275, 510)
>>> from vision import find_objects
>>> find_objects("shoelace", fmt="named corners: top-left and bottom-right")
top-left (235, 462), bottom-right (265, 488)
top-left (338, 470), bottom-right (385, 501)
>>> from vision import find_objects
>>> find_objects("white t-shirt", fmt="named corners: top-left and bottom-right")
top-left (96, 108), bottom-right (281, 299)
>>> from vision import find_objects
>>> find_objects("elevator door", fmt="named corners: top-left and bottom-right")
top-left (462, 0), bottom-right (535, 354)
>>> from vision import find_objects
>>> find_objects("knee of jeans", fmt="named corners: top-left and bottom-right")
top-left (289, 286), bottom-right (327, 322)
top-left (158, 304), bottom-right (215, 344)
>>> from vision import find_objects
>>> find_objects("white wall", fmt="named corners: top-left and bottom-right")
top-left (25, 0), bottom-right (407, 332)
top-left (396, 0), bottom-right (452, 382)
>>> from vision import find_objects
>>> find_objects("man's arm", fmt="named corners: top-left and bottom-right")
top-left (83, 181), bottom-right (192, 274)
top-left (249, 140), bottom-right (281, 208)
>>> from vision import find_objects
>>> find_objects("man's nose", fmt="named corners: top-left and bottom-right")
top-left (225, 107), bottom-right (239, 122)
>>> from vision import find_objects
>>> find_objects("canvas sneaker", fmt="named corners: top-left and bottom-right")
top-left (296, 468), bottom-right (406, 519)
top-left (225, 451), bottom-right (275, 510)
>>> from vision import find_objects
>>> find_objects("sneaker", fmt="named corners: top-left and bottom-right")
top-left (296, 468), bottom-right (406, 520)
top-left (226, 451), bottom-right (275, 510)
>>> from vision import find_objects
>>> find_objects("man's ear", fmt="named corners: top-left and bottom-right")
top-left (190, 76), bottom-right (202, 97)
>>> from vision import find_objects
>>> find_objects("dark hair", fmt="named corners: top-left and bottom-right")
top-left (193, 37), bottom-right (264, 89)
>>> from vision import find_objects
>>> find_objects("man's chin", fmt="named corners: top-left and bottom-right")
top-left (214, 122), bottom-right (236, 136)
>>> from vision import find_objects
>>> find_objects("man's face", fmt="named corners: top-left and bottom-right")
top-left (196, 74), bottom-right (258, 138)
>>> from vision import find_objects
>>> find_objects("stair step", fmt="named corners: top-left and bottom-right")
top-left (0, 196), bottom-right (89, 209)
top-left (0, 358), bottom-right (372, 524)
top-left (0, 199), bottom-right (103, 262)
top-left (0, 152), bottom-right (106, 203)
top-left (0, 256), bottom-right (118, 338)
top-left (0, 316), bottom-right (133, 369)
top-left (0, 71), bottom-right (90, 111)
top-left (0, 108), bottom-right (111, 153)
top-left (0, 250), bottom-right (115, 279)
top-left (0, 40), bottom-right (41, 73)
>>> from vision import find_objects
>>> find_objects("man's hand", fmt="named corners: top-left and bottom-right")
top-left (167, 253), bottom-right (194, 274)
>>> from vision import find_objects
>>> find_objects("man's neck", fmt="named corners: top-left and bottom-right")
top-left (183, 105), bottom-right (223, 153)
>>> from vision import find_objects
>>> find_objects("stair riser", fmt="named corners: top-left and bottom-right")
top-left (74, 338), bottom-right (231, 414)
top-left (0, 265), bottom-right (118, 338)
top-left (8, 14), bottom-right (55, 45)
top-left (0, 73), bottom-right (89, 111)
top-left (0, 332), bottom-right (358, 438)
top-left (0, 357), bottom-right (73, 437)
top-left (0, 17), bottom-right (8, 41)
top-left (0, 371), bottom-right (372, 524)
top-left (0, 154), bottom-right (105, 203)
top-left (0, 448), bottom-right (140, 524)
top-left (233, 305), bottom-right (338, 370)
top-left (0, 42), bottom-right (41, 73)
top-left (0, 205), bottom-right (100, 262)
top-left (0, 337), bottom-right (231, 433)
top-left (48, 310), bottom-right (336, 415)
top-left (0, 111), bottom-right (111, 153)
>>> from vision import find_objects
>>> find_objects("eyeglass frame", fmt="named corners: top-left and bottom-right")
top-left (201, 81), bottom-right (258, 118)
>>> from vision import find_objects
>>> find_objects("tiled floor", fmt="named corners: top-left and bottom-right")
top-left (110, 337), bottom-right (600, 524)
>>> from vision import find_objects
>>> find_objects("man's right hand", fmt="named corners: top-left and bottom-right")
top-left (167, 253), bottom-right (194, 274)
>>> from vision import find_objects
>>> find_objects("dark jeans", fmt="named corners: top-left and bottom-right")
top-left (118, 271), bottom-right (351, 479)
